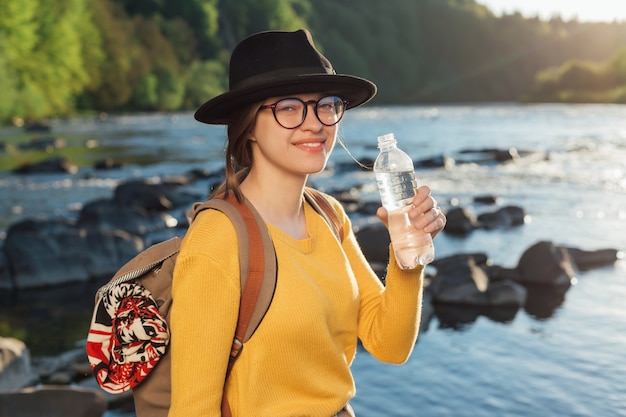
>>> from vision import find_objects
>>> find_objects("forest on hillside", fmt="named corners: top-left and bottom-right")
top-left (2, 0), bottom-right (626, 124)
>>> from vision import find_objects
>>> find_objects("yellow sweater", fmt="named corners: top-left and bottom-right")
top-left (169, 194), bottom-right (423, 417)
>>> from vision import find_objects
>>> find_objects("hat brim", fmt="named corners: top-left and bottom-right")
top-left (194, 73), bottom-right (376, 125)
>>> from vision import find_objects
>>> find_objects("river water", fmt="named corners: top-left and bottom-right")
top-left (1, 103), bottom-right (625, 416)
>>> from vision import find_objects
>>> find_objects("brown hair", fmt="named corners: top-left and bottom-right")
top-left (210, 101), bottom-right (261, 201)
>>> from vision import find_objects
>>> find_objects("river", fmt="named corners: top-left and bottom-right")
top-left (1, 103), bottom-right (625, 416)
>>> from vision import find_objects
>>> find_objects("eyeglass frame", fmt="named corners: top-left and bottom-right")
top-left (257, 96), bottom-right (348, 129)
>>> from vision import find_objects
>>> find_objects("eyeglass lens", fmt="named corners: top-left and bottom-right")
top-left (272, 96), bottom-right (345, 128)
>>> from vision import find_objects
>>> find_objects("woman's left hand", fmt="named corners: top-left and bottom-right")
top-left (409, 185), bottom-right (446, 238)
top-left (376, 185), bottom-right (447, 239)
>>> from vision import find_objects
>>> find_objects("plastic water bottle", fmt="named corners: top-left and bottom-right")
top-left (373, 133), bottom-right (434, 269)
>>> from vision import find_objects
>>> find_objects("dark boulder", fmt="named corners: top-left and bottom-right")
top-left (354, 222), bottom-right (390, 264)
top-left (414, 154), bottom-right (454, 169)
top-left (484, 265), bottom-right (523, 282)
top-left (523, 283), bottom-right (568, 320)
top-left (566, 247), bottom-right (621, 271)
top-left (443, 207), bottom-right (477, 235)
top-left (477, 205), bottom-right (527, 229)
top-left (429, 254), bottom-right (526, 307)
top-left (78, 198), bottom-right (175, 236)
top-left (12, 156), bottom-right (78, 174)
top-left (114, 180), bottom-right (176, 211)
top-left (23, 121), bottom-right (51, 132)
top-left (500, 205), bottom-right (527, 226)
top-left (0, 252), bottom-right (12, 291)
top-left (113, 179), bottom-right (198, 213)
top-left (93, 158), bottom-right (123, 170)
top-left (17, 137), bottom-right (66, 152)
top-left (493, 147), bottom-right (521, 162)
top-left (455, 147), bottom-right (519, 164)
top-left (4, 219), bottom-right (142, 289)
top-left (433, 303), bottom-right (520, 329)
top-left (476, 209), bottom-right (510, 230)
top-left (0, 385), bottom-right (107, 417)
top-left (474, 194), bottom-right (499, 205)
top-left (515, 241), bottom-right (576, 287)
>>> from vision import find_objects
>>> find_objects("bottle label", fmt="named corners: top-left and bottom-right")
top-left (376, 171), bottom-right (417, 209)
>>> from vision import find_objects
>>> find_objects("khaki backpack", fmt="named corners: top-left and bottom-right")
top-left (87, 188), bottom-right (343, 416)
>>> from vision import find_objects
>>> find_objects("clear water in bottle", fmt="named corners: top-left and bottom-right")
top-left (376, 172), bottom-right (435, 268)
top-left (374, 133), bottom-right (435, 269)
top-left (387, 204), bottom-right (435, 268)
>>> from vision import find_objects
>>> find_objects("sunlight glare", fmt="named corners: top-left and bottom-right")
top-left (478, 0), bottom-right (626, 23)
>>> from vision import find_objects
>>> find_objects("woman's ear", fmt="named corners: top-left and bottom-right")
top-left (247, 128), bottom-right (257, 142)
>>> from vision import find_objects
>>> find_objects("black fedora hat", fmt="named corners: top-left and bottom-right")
top-left (194, 29), bottom-right (377, 125)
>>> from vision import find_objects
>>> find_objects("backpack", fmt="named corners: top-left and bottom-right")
top-left (86, 188), bottom-right (343, 417)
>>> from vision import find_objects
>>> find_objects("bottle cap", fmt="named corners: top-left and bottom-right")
top-left (377, 133), bottom-right (396, 147)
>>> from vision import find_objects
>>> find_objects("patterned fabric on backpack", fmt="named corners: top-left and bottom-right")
top-left (87, 282), bottom-right (169, 393)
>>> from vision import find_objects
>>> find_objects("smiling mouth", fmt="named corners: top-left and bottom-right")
top-left (298, 141), bottom-right (324, 148)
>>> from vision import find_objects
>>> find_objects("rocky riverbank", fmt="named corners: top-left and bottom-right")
top-left (0, 148), bottom-right (622, 416)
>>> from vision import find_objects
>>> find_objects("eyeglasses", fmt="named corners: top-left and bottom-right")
top-left (258, 96), bottom-right (347, 129)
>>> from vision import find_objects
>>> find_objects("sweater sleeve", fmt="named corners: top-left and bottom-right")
top-left (168, 209), bottom-right (241, 417)
top-left (330, 198), bottom-right (424, 364)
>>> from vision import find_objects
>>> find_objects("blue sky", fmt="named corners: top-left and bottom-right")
top-left (477, 0), bottom-right (626, 22)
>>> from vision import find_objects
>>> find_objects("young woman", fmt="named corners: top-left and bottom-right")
top-left (169, 29), bottom-right (447, 417)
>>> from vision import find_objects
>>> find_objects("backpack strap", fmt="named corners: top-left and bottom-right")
top-left (189, 193), bottom-right (277, 347)
top-left (304, 187), bottom-right (344, 242)
top-left (190, 194), bottom-right (277, 417)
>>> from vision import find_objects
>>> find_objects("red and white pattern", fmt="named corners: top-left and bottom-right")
top-left (86, 282), bottom-right (169, 393)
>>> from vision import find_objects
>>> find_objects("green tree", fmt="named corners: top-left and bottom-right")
top-left (7, 0), bottom-right (626, 123)
top-left (0, 0), bottom-right (103, 120)
top-left (0, 0), bottom-right (47, 120)
top-left (164, 0), bottom-right (220, 59)
top-left (81, 0), bottom-right (136, 111)
top-left (528, 47), bottom-right (626, 103)
top-left (218, 0), bottom-right (309, 50)
top-left (132, 74), bottom-right (159, 109)
top-left (312, 0), bottom-right (429, 103)
top-left (183, 59), bottom-right (227, 108)
top-left (156, 69), bottom-right (186, 110)
top-left (161, 17), bottom-right (200, 66)
top-left (0, 55), bottom-right (19, 123)
top-left (609, 47), bottom-right (626, 85)
top-left (116, 0), bottom-right (221, 59)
